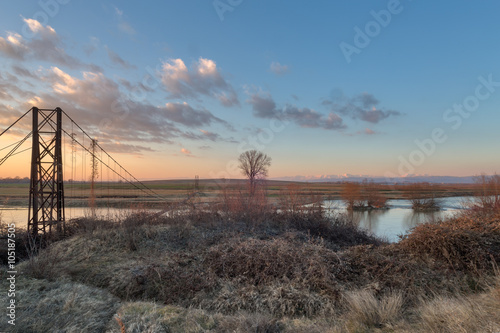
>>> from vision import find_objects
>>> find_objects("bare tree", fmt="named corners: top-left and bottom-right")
top-left (238, 150), bottom-right (272, 195)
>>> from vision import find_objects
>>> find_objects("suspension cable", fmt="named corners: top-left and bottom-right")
top-left (61, 128), bottom-right (164, 200)
top-left (0, 132), bottom-right (32, 166)
top-left (61, 110), bottom-right (166, 200)
top-left (0, 108), bottom-right (32, 137)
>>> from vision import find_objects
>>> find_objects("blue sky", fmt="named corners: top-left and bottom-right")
top-left (1, 1), bottom-right (499, 180)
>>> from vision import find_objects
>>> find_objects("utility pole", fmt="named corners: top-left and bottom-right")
top-left (194, 175), bottom-right (200, 192)
top-left (89, 138), bottom-right (98, 218)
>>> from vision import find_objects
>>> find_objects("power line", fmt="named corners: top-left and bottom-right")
top-left (61, 110), bottom-right (166, 200)
top-left (0, 132), bottom-right (32, 166)
top-left (0, 138), bottom-right (28, 152)
top-left (61, 128), bottom-right (165, 200)
top-left (6, 147), bottom-right (32, 157)
top-left (0, 109), bottom-right (31, 137)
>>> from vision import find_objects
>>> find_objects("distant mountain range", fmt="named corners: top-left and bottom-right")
top-left (272, 174), bottom-right (478, 184)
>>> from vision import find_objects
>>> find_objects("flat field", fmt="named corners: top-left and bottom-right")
top-left (0, 179), bottom-right (479, 207)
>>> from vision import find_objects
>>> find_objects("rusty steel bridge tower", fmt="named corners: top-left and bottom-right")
top-left (28, 107), bottom-right (65, 237)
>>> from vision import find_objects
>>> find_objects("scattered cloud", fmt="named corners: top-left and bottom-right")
top-left (114, 7), bottom-right (124, 16)
top-left (326, 92), bottom-right (402, 124)
top-left (247, 92), bottom-right (279, 118)
top-left (160, 57), bottom-right (239, 107)
top-left (14, 67), bottom-right (235, 152)
top-left (180, 129), bottom-right (237, 143)
top-left (0, 32), bottom-right (27, 59)
top-left (105, 46), bottom-right (136, 69)
top-left (83, 37), bottom-right (100, 56)
top-left (270, 62), bottom-right (289, 76)
top-left (11, 65), bottom-right (36, 79)
top-left (347, 128), bottom-right (381, 136)
top-left (118, 21), bottom-right (136, 36)
top-left (114, 6), bottom-right (136, 37)
top-left (247, 91), bottom-right (346, 130)
top-left (99, 142), bottom-right (156, 155)
top-left (198, 129), bottom-right (222, 142)
top-left (181, 148), bottom-right (193, 156)
top-left (0, 18), bottom-right (100, 71)
top-left (0, 69), bottom-right (36, 102)
top-left (118, 77), bottom-right (154, 94)
top-left (0, 103), bottom-right (25, 127)
top-left (163, 102), bottom-right (230, 128)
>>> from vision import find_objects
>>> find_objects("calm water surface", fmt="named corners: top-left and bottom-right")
top-left (324, 196), bottom-right (468, 241)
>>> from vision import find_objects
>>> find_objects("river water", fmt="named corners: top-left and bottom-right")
top-left (1, 196), bottom-right (470, 242)
top-left (324, 196), bottom-right (468, 241)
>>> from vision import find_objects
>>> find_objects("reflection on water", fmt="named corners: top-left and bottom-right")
top-left (349, 209), bottom-right (389, 231)
top-left (402, 210), bottom-right (442, 229)
top-left (0, 206), bottom-right (139, 229)
top-left (324, 196), bottom-right (468, 242)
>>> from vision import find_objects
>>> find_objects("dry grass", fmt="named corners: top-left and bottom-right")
top-left (105, 302), bottom-right (286, 333)
top-left (343, 290), bottom-right (403, 330)
top-left (2, 274), bottom-right (499, 332)
top-left (198, 281), bottom-right (336, 318)
top-left (418, 277), bottom-right (500, 333)
top-left (7, 186), bottom-right (500, 332)
top-left (0, 276), bottom-right (120, 333)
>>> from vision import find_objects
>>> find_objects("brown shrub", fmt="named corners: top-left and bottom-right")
top-left (216, 182), bottom-right (272, 225)
top-left (284, 213), bottom-right (382, 250)
top-left (339, 244), bottom-right (486, 300)
top-left (141, 258), bottom-right (217, 304)
top-left (278, 184), bottom-right (307, 214)
top-left (363, 179), bottom-right (388, 209)
top-left (341, 182), bottom-right (364, 210)
top-left (468, 174), bottom-right (500, 212)
top-left (403, 182), bottom-right (441, 211)
top-left (399, 210), bottom-right (500, 273)
top-left (204, 237), bottom-right (343, 297)
top-left (103, 253), bottom-right (217, 305)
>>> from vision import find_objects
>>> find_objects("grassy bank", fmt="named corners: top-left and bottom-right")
top-left (1, 193), bottom-right (499, 332)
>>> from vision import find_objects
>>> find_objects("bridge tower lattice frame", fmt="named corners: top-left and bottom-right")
top-left (28, 107), bottom-right (65, 237)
